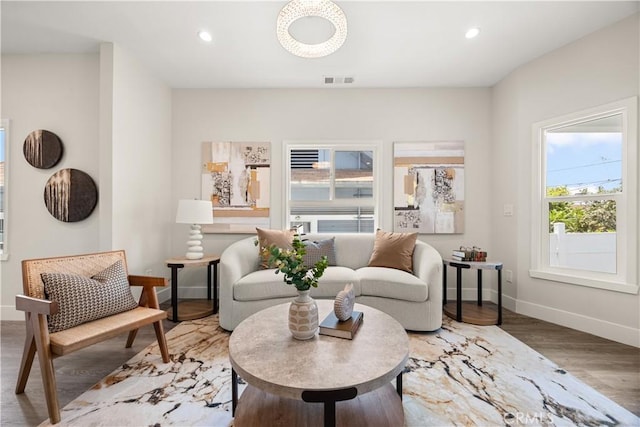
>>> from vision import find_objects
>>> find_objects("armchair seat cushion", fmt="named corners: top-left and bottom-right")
top-left (357, 267), bottom-right (428, 302)
top-left (49, 306), bottom-right (166, 356)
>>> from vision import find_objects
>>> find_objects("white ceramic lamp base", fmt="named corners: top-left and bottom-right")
top-left (185, 224), bottom-right (204, 260)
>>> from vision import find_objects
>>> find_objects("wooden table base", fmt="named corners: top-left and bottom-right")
top-left (166, 299), bottom-right (214, 321)
top-left (444, 302), bottom-right (499, 326)
top-left (233, 383), bottom-right (404, 427)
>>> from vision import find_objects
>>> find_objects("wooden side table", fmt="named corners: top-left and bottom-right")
top-left (165, 255), bottom-right (220, 322)
top-left (442, 259), bottom-right (503, 325)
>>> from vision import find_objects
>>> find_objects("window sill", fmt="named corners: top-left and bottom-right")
top-left (529, 269), bottom-right (638, 294)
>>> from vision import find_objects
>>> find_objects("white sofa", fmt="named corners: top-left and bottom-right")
top-left (219, 233), bottom-right (443, 332)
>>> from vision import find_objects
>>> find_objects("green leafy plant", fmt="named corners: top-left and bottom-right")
top-left (257, 237), bottom-right (328, 291)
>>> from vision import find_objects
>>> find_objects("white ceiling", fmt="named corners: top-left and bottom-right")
top-left (2, 1), bottom-right (638, 89)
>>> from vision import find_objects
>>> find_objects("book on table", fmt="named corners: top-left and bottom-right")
top-left (319, 310), bottom-right (363, 339)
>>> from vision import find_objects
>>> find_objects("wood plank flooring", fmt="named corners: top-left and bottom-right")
top-left (1, 307), bottom-right (638, 426)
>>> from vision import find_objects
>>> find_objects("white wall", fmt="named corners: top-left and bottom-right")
top-left (108, 44), bottom-right (173, 279)
top-left (0, 46), bottom-right (173, 319)
top-left (171, 88), bottom-right (494, 298)
top-left (0, 54), bottom-right (101, 319)
top-left (491, 13), bottom-right (640, 346)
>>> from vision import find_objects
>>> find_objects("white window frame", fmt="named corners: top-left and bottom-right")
top-left (530, 97), bottom-right (638, 294)
top-left (0, 119), bottom-right (9, 261)
top-left (284, 141), bottom-right (382, 232)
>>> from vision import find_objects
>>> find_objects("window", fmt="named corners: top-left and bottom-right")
top-left (530, 98), bottom-right (638, 293)
top-left (0, 120), bottom-right (8, 260)
top-left (285, 142), bottom-right (381, 233)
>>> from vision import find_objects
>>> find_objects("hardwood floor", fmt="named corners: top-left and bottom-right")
top-left (1, 307), bottom-right (638, 426)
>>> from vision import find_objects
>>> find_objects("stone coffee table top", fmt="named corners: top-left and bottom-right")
top-left (229, 300), bottom-right (409, 401)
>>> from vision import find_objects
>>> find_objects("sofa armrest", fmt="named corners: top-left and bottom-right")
top-left (219, 236), bottom-right (261, 329)
top-left (220, 237), bottom-right (261, 288)
top-left (413, 241), bottom-right (443, 303)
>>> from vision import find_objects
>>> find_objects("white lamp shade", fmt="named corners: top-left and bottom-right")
top-left (175, 199), bottom-right (213, 224)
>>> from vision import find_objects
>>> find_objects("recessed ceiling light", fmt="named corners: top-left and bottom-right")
top-left (198, 31), bottom-right (213, 43)
top-left (465, 27), bottom-right (480, 39)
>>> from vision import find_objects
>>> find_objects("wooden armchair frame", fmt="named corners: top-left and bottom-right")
top-left (14, 250), bottom-right (170, 424)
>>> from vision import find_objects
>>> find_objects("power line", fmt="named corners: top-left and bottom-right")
top-left (547, 159), bottom-right (621, 173)
top-left (547, 178), bottom-right (621, 188)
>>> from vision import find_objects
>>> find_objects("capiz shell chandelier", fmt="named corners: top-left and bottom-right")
top-left (277, 0), bottom-right (347, 58)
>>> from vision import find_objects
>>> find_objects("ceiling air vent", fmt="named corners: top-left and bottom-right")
top-left (323, 76), bottom-right (355, 85)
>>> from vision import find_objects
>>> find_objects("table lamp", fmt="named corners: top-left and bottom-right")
top-left (175, 199), bottom-right (214, 260)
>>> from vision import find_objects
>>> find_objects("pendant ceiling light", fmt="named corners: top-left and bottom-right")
top-left (277, 0), bottom-right (347, 59)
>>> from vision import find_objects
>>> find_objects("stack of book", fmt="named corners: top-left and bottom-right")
top-left (451, 248), bottom-right (487, 262)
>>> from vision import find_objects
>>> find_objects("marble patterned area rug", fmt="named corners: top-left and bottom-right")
top-left (41, 315), bottom-right (638, 427)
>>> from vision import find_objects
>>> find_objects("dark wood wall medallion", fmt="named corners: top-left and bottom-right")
top-left (23, 129), bottom-right (64, 169)
top-left (44, 169), bottom-right (98, 222)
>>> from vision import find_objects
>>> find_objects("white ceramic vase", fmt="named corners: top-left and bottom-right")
top-left (288, 290), bottom-right (318, 340)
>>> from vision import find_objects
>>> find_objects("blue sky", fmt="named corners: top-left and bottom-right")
top-left (546, 132), bottom-right (621, 193)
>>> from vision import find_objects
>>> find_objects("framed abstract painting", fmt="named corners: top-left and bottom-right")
top-left (201, 141), bottom-right (271, 233)
top-left (393, 141), bottom-right (464, 234)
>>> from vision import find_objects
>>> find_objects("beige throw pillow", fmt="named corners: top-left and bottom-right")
top-left (368, 230), bottom-right (418, 273)
top-left (256, 227), bottom-right (295, 269)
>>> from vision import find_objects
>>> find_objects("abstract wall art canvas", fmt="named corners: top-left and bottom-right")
top-left (393, 141), bottom-right (464, 234)
top-left (201, 142), bottom-right (270, 233)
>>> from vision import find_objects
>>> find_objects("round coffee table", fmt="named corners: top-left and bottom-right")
top-left (229, 301), bottom-right (409, 427)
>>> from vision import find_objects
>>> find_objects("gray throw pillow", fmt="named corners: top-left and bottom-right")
top-left (42, 260), bottom-right (139, 333)
top-left (302, 237), bottom-right (337, 267)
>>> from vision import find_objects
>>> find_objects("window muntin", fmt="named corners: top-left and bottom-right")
top-left (286, 143), bottom-right (379, 233)
top-left (531, 98), bottom-right (638, 293)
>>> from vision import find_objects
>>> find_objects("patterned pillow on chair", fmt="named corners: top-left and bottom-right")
top-left (42, 260), bottom-right (139, 333)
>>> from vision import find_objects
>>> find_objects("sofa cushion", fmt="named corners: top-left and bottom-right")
top-left (234, 266), bottom-right (360, 301)
top-left (234, 269), bottom-right (298, 301)
top-left (302, 237), bottom-right (337, 267)
top-left (310, 266), bottom-right (360, 298)
top-left (368, 230), bottom-right (418, 273)
top-left (42, 260), bottom-right (139, 333)
top-left (256, 227), bottom-right (295, 269)
top-left (358, 266), bottom-right (428, 302)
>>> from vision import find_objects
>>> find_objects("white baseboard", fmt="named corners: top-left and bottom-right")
top-left (157, 286), bottom-right (171, 303)
top-left (444, 287), bottom-right (494, 302)
top-left (445, 287), bottom-right (517, 312)
top-left (4, 290), bottom-right (636, 347)
top-left (1, 286), bottom-right (211, 321)
top-left (516, 299), bottom-right (640, 348)
top-left (1, 305), bottom-right (24, 321)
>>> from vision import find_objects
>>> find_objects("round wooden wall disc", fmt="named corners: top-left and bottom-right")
top-left (44, 169), bottom-right (98, 222)
top-left (23, 129), bottom-right (64, 169)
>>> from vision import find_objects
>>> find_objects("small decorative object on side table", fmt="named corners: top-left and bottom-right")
top-left (442, 259), bottom-right (503, 325)
top-left (165, 254), bottom-right (220, 322)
